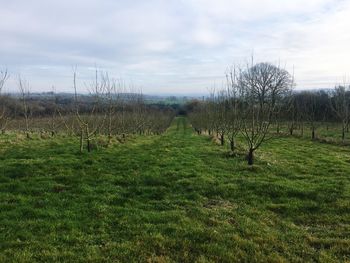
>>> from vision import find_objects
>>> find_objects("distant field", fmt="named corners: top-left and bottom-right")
top-left (0, 117), bottom-right (349, 262)
top-left (145, 96), bottom-right (192, 105)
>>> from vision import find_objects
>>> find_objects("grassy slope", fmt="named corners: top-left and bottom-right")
top-left (0, 117), bottom-right (349, 262)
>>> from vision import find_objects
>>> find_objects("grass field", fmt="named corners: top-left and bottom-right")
top-left (0, 117), bottom-right (349, 262)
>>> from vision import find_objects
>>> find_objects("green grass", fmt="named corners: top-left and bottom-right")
top-left (0, 117), bottom-right (349, 262)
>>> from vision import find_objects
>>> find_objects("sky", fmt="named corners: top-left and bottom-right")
top-left (1, 0), bottom-right (350, 94)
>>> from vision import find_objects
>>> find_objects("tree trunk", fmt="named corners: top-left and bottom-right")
top-left (108, 134), bottom-right (112, 146)
top-left (247, 148), bottom-right (254, 165)
top-left (289, 124), bottom-right (293, 136)
top-left (79, 131), bottom-right (84, 153)
top-left (220, 134), bottom-right (224, 146)
top-left (230, 139), bottom-right (235, 152)
top-left (301, 123), bottom-right (304, 137)
top-left (311, 127), bottom-right (315, 140)
top-left (87, 138), bottom-right (91, 152)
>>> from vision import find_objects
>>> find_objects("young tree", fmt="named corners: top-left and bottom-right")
top-left (330, 85), bottom-right (350, 142)
top-left (286, 94), bottom-right (300, 136)
top-left (46, 87), bottom-right (62, 137)
top-left (225, 66), bottom-right (242, 152)
top-left (211, 89), bottom-right (229, 146)
top-left (300, 91), bottom-right (322, 140)
top-left (238, 62), bottom-right (293, 165)
top-left (0, 70), bottom-right (9, 133)
top-left (188, 100), bottom-right (209, 135)
top-left (18, 75), bottom-right (31, 138)
top-left (73, 69), bottom-right (107, 152)
top-left (104, 74), bottom-right (117, 145)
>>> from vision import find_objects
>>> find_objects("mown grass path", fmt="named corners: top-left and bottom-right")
top-left (0, 117), bottom-right (349, 262)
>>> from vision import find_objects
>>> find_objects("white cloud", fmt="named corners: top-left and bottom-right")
top-left (0, 0), bottom-right (349, 93)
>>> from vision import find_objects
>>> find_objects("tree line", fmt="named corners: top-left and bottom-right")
top-left (0, 69), bottom-right (175, 152)
top-left (188, 61), bottom-right (350, 165)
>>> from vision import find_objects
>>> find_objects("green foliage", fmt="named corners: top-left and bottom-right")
top-left (0, 117), bottom-right (349, 262)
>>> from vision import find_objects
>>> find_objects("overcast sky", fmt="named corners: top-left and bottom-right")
top-left (1, 0), bottom-right (350, 94)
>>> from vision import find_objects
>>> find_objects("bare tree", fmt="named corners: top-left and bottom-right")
top-left (104, 74), bottom-right (116, 145)
top-left (18, 75), bottom-right (31, 138)
top-left (188, 101), bottom-right (209, 135)
top-left (0, 69), bottom-right (10, 133)
top-left (300, 91), bottom-right (320, 140)
top-left (225, 66), bottom-right (243, 152)
top-left (45, 86), bottom-right (62, 137)
top-left (0, 69), bottom-right (8, 94)
top-left (103, 74), bottom-right (127, 145)
top-left (207, 88), bottom-right (229, 145)
top-left (286, 94), bottom-right (299, 136)
top-left (238, 62), bottom-right (293, 165)
top-left (73, 69), bottom-right (107, 152)
top-left (330, 85), bottom-right (350, 142)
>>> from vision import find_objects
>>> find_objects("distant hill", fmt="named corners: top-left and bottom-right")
top-left (5, 92), bottom-right (204, 105)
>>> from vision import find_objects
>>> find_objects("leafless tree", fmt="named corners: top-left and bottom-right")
top-left (217, 89), bottom-right (230, 146)
top-left (206, 88), bottom-right (229, 145)
top-left (225, 66), bottom-right (243, 152)
top-left (330, 85), bottom-right (350, 142)
top-left (188, 101), bottom-right (209, 135)
top-left (300, 91), bottom-right (320, 140)
top-left (286, 94), bottom-right (300, 136)
top-left (18, 75), bottom-right (31, 138)
top-left (44, 86), bottom-right (62, 137)
top-left (73, 69), bottom-right (107, 152)
top-left (0, 69), bottom-right (10, 133)
top-left (238, 61), bottom-right (293, 165)
top-left (104, 74), bottom-right (117, 145)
